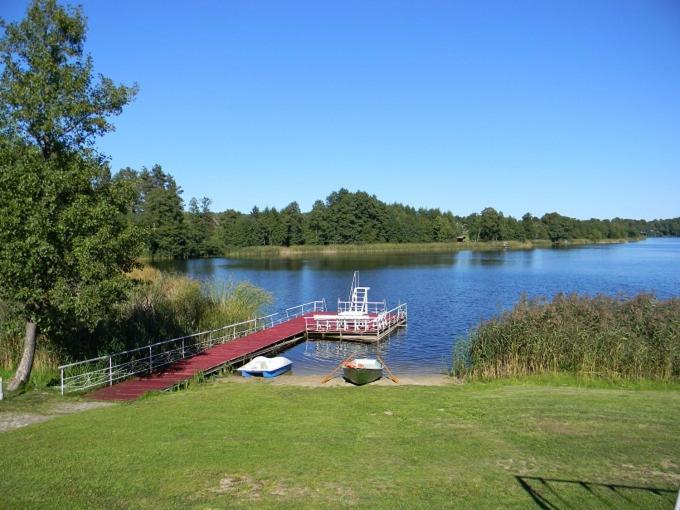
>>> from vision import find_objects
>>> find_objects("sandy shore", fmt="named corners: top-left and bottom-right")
top-left (221, 374), bottom-right (453, 387)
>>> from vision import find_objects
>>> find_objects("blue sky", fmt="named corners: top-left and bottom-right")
top-left (2, 0), bottom-right (679, 219)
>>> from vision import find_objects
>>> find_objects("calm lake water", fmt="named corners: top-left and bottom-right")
top-left (154, 238), bottom-right (680, 375)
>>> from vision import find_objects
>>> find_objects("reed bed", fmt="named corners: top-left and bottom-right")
top-left (453, 293), bottom-right (680, 381)
top-left (0, 267), bottom-right (272, 382)
top-left (225, 241), bottom-right (539, 258)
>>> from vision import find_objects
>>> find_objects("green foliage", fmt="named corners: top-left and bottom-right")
top-left (454, 293), bottom-right (680, 381)
top-left (0, 0), bottom-right (137, 157)
top-left (542, 211), bottom-right (571, 242)
top-left (114, 165), bottom-right (188, 258)
top-left (185, 196), bottom-right (220, 256)
top-left (0, 0), bottom-right (140, 386)
top-left (478, 207), bottom-right (502, 241)
top-left (0, 139), bottom-right (141, 333)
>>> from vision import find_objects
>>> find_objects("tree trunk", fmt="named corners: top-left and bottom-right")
top-left (8, 321), bottom-right (37, 391)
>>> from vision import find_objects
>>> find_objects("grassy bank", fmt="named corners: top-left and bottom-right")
top-left (1, 380), bottom-right (678, 509)
top-left (453, 293), bottom-right (680, 381)
top-left (0, 267), bottom-right (271, 386)
top-left (222, 238), bottom-right (636, 258)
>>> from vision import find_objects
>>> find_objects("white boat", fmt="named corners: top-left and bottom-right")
top-left (237, 356), bottom-right (292, 378)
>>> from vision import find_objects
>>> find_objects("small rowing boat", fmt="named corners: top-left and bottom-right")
top-left (342, 358), bottom-right (383, 385)
top-left (237, 356), bottom-right (292, 378)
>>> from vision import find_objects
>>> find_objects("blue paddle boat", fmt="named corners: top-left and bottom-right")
top-left (237, 356), bottom-right (292, 378)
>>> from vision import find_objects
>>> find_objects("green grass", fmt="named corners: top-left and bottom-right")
top-left (222, 238), bottom-right (635, 258)
top-left (1, 380), bottom-right (678, 509)
top-left (0, 367), bottom-right (58, 391)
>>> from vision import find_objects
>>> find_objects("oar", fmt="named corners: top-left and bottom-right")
top-left (320, 352), bottom-right (355, 384)
top-left (376, 354), bottom-right (399, 384)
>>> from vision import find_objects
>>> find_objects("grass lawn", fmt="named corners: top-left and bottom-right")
top-left (0, 379), bottom-right (678, 509)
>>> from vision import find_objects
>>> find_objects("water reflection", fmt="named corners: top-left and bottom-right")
top-left (221, 252), bottom-right (461, 271)
top-left (461, 251), bottom-right (506, 266)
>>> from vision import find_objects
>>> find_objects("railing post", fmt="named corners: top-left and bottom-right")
top-left (149, 346), bottom-right (153, 373)
top-left (182, 339), bottom-right (185, 358)
top-left (109, 355), bottom-right (113, 386)
top-left (60, 368), bottom-right (64, 395)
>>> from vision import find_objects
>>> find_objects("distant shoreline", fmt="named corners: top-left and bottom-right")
top-left (216, 237), bottom-right (642, 259)
top-left (141, 237), bottom-right (647, 263)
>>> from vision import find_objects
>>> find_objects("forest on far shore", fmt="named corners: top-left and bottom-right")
top-left (115, 165), bottom-right (680, 259)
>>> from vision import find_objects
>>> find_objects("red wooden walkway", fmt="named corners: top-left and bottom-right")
top-left (88, 316), bottom-right (307, 401)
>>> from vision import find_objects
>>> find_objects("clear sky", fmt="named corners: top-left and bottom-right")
top-left (2, 0), bottom-right (679, 219)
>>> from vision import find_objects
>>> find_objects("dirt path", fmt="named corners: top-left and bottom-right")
top-left (0, 400), bottom-right (112, 433)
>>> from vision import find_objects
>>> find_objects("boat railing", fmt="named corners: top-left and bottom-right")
top-left (285, 299), bottom-right (326, 319)
top-left (376, 303), bottom-right (408, 335)
top-left (57, 299), bottom-right (326, 395)
top-left (337, 299), bottom-right (386, 314)
top-left (304, 302), bottom-right (407, 335)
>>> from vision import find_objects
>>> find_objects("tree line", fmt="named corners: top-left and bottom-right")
top-left (113, 165), bottom-right (680, 258)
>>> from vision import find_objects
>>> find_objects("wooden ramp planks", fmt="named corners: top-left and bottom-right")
top-left (87, 316), bottom-right (307, 401)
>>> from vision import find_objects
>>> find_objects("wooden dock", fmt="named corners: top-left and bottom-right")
top-left (59, 280), bottom-right (407, 401)
top-left (85, 306), bottom-right (407, 401)
top-left (88, 316), bottom-right (308, 401)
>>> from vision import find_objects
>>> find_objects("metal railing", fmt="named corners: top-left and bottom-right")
top-left (337, 299), bottom-right (386, 314)
top-left (305, 302), bottom-right (407, 336)
top-left (58, 300), bottom-right (326, 395)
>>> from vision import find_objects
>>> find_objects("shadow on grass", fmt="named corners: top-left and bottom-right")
top-left (516, 475), bottom-right (678, 509)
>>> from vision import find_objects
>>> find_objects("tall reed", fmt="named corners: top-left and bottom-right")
top-left (453, 293), bottom-right (680, 381)
top-left (0, 266), bottom-right (272, 378)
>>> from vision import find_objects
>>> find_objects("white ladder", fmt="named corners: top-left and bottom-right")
top-left (348, 271), bottom-right (370, 314)
top-left (350, 286), bottom-right (370, 314)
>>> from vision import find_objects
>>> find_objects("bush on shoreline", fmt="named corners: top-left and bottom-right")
top-left (453, 293), bottom-right (680, 381)
top-left (0, 267), bottom-right (271, 382)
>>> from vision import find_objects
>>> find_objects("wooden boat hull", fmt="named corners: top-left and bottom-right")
top-left (342, 366), bottom-right (382, 385)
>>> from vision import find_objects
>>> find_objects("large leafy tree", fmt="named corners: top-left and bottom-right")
top-left (281, 202), bottom-right (304, 246)
top-left (0, 0), bottom-right (140, 389)
top-left (136, 165), bottom-right (187, 258)
top-left (541, 212), bottom-right (572, 242)
top-left (478, 207), bottom-right (502, 241)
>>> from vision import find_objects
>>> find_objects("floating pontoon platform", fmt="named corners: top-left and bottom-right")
top-left (304, 271), bottom-right (407, 342)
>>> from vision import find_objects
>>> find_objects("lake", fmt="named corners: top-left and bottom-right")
top-left (153, 238), bottom-right (680, 375)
